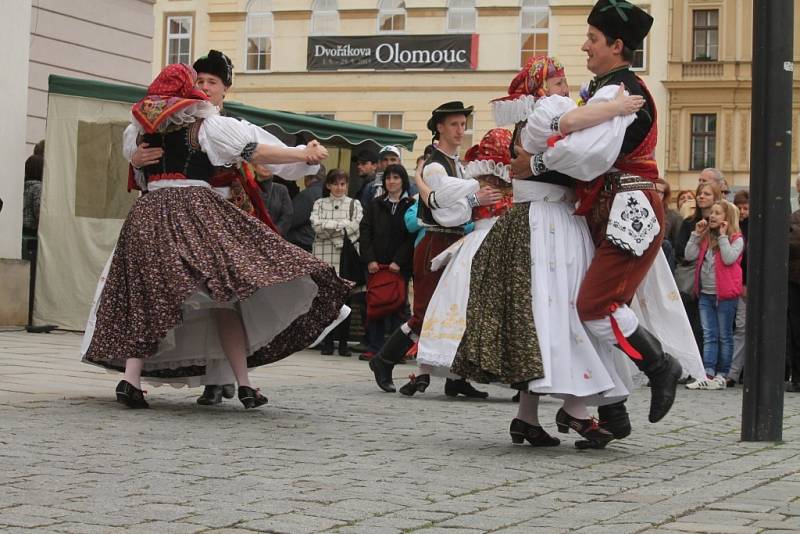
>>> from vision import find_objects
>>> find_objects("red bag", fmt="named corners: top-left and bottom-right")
top-left (366, 266), bottom-right (406, 322)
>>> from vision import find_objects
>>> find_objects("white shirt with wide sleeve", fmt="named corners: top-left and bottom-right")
top-left (122, 115), bottom-right (318, 182)
top-left (423, 156), bottom-right (478, 227)
top-left (520, 85), bottom-right (636, 182)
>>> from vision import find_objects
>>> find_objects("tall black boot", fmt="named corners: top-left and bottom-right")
top-left (624, 326), bottom-right (682, 423)
top-left (597, 400), bottom-right (631, 439)
top-left (368, 328), bottom-right (414, 393)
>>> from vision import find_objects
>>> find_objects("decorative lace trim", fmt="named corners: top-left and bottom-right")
top-left (491, 95), bottom-right (537, 126)
top-left (463, 159), bottom-right (511, 183)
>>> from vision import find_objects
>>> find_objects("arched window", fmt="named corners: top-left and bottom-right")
top-left (311, 0), bottom-right (339, 35)
top-left (520, 0), bottom-right (549, 66)
top-left (447, 0), bottom-right (476, 33)
top-left (378, 0), bottom-right (406, 33)
top-left (245, 0), bottom-right (273, 71)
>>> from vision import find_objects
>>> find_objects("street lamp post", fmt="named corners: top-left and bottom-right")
top-left (741, 0), bottom-right (794, 441)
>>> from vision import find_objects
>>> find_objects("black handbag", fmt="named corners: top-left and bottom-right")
top-left (339, 200), bottom-right (366, 285)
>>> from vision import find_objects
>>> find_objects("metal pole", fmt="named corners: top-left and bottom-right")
top-left (741, 0), bottom-right (793, 441)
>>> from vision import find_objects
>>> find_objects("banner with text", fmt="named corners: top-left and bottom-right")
top-left (307, 35), bottom-right (479, 71)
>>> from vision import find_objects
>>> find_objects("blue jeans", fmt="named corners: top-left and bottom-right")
top-left (698, 293), bottom-right (738, 377)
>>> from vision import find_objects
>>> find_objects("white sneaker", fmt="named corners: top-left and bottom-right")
top-left (714, 375), bottom-right (727, 389)
top-left (686, 377), bottom-right (722, 390)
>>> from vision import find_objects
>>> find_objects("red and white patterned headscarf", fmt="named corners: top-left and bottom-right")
top-left (131, 64), bottom-right (210, 133)
top-left (491, 56), bottom-right (567, 126)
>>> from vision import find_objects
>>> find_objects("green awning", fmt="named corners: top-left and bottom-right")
top-left (48, 74), bottom-right (416, 150)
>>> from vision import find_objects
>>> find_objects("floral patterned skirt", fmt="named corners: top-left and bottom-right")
top-left (451, 202), bottom-right (544, 387)
top-left (82, 186), bottom-right (351, 385)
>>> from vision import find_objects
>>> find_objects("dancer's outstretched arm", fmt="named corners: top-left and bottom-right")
top-left (557, 84), bottom-right (643, 134)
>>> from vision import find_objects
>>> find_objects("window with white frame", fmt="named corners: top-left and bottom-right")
top-left (462, 114), bottom-right (474, 149)
top-left (690, 114), bottom-right (717, 170)
top-left (631, 40), bottom-right (647, 71)
top-left (375, 112), bottom-right (403, 131)
top-left (693, 9), bottom-right (719, 61)
top-left (378, 0), bottom-right (406, 33)
top-left (447, 0), bottom-right (476, 33)
top-left (631, 6), bottom-right (648, 71)
top-left (166, 15), bottom-right (192, 65)
top-left (311, 0), bottom-right (339, 35)
top-left (520, 0), bottom-right (548, 66)
top-left (245, 0), bottom-right (273, 71)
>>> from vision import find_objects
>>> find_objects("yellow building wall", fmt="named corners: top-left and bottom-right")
top-left (152, 0), bottom-right (673, 182)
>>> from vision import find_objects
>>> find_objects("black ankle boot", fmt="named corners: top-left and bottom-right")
top-left (444, 378), bottom-right (489, 398)
top-left (238, 386), bottom-right (268, 409)
top-left (221, 384), bottom-right (235, 399)
top-left (624, 326), bottom-right (682, 423)
top-left (196, 385), bottom-right (223, 405)
top-left (555, 408), bottom-right (613, 448)
top-left (509, 418), bottom-right (560, 447)
top-left (369, 328), bottom-right (414, 393)
top-left (338, 341), bottom-right (352, 357)
top-left (115, 380), bottom-right (149, 409)
top-left (399, 374), bottom-right (430, 396)
top-left (598, 401), bottom-right (632, 439)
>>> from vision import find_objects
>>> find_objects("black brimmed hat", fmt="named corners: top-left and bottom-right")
top-left (587, 0), bottom-right (653, 52)
top-left (427, 101), bottom-right (474, 135)
top-left (193, 50), bottom-right (234, 87)
top-left (355, 147), bottom-right (379, 163)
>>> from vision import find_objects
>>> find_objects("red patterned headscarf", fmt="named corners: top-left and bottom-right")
top-left (464, 128), bottom-right (513, 165)
top-left (491, 56), bottom-right (567, 126)
top-left (132, 64), bottom-right (210, 133)
top-left (502, 55), bottom-right (566, 101)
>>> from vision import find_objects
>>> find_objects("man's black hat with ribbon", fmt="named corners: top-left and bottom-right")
top-left (587, 0), bottom-right (653, 51)
top-left (426, 101), bottom-right (474, 139)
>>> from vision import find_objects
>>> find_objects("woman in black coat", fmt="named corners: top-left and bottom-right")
top-left (359, 164), bottom-right (415, 357)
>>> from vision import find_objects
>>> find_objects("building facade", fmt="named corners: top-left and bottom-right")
top-left (0, 0), bottom-right (154, 325)
top-left (152, 0), bottom-right (669, 171)
top-left (664, 0), bottom-right (800, 191)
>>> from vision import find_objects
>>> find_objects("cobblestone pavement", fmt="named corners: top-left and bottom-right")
top-left (1, 330), bottom-right (799, 534)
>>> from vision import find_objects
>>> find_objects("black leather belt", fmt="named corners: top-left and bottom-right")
top-left (602, 172), bottom-right (656, 193)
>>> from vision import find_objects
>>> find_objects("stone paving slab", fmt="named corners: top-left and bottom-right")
top-left (0, 330), bottom-right (799, 533)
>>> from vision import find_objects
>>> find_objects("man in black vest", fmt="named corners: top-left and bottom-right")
top-left (369, 101), bottom-right (501, 395)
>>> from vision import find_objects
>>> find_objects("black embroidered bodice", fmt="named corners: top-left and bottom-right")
top-left (139, 120), bottom-right (215, 184)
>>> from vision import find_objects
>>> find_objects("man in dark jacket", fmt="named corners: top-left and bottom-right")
top-left (286, 167), bottom-right (325, 252)
top-left (254, 164), bottom-right (293, 236)
top-left (351, 148), bottom-right (378, 200)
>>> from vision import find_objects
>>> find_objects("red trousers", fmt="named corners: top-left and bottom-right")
top-left (577, 188), bottom-right (665, 321)
top-left (407, 231), bottom-right (462, 334)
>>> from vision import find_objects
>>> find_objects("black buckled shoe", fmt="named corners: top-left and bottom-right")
top-left (197, 385), bottom-right (223, 405)
top-left (623, 326), bottom-right (682, 423)
top-left (555, 408), bottom-right (614, 449)
top-left (238, 386), bottom-right (268, 409)
top-left (115, 380), bottom-right (149, 409)
top-left (399, 373), bottom-right (430, 396)
top-left (509, 418), bottom-right (560, 447)
top-left (444, 378), bottom-right (489, 399)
